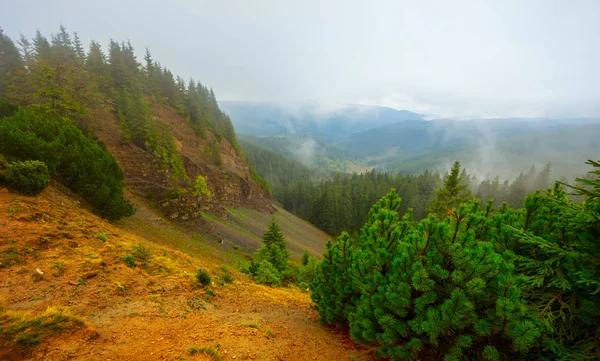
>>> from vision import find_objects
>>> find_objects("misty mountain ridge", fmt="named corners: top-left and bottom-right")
top-left (219, 101), bottom-right (424, 142)
top-left (225, 100), bottom-right (600, 180)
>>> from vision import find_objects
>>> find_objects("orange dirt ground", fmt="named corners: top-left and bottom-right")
top-left (0, 186), bottom-right (373, 361)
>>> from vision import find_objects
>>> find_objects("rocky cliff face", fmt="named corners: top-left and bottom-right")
top-left (92, 102), bottom-right (273, 223)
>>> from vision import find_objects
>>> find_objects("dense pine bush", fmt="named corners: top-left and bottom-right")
top-left (311, 160), bottom-right (600, 360)
top-left (2, 160), bottom-right (50, 195)
top-left (0, 107), bottom-right (134, 220)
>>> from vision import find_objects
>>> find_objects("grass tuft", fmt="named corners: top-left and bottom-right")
top-left (189, 346), bottom-right (221, 360)
top-left (0, 305), bottom-right (85, 346)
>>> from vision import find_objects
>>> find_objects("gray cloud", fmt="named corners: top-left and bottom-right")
top-left (2, 0), bottom-right (599, 118)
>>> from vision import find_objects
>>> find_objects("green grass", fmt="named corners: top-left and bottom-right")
top-left (189, 346), bottom-right (221, 360)
top-left (95, 233), bottom-right (108, 242)
top-left (240, 322), bottom-right (276, 339)
top-left (0, 307), bottom-right (85, 346)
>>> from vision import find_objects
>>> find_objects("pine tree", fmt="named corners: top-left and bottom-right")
top-left (32, 30), bottom-right (51, 62)
top-left (254, 218), bottom-right (289, 275)
top-left (0, 28), bottom-right (24, 102)
top-left (507, 160), bottom-right (600, 359)
top-left (428, 161), bottom-right (471, 218)
top-left (72, 32), bottom-right (86, 63)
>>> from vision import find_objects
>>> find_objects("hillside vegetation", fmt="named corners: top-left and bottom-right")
top-left (0, 26), bottom-right (272, 226)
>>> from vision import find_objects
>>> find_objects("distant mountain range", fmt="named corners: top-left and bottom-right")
top-left (219, 101), bottom-right (423, 142)
top-left (222, 101), bottom-right (600, 179)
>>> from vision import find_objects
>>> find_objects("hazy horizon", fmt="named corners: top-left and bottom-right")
top-left (3, 0), bottom-right (600, 119)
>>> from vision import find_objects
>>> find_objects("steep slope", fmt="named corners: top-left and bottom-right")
top-left (0, 185), bottom-right (367, 360)
top-left (92, 102), bottom-right (270, 215)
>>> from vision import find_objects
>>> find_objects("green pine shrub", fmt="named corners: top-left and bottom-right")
top-left (122, 254), bottom-right (136, 268)
top-left (312, 190), bottom-right (545, 360)
top-left (503, 161), bottom-right (600, 359)
top-left (195, 269), bottom-right (211, 287)
top-left (2, 160), bottom-right (50, 195)
top-left (246, 219), bottom-right (290, 287)
top-left (0, 107), bottom-right (134, 220)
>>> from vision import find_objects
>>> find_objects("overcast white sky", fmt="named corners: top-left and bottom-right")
top-left (2, 0), bottom-right (600, 118)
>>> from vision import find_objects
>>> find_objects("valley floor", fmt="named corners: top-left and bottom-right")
top-left (0, 186), bottom-right (370, 361)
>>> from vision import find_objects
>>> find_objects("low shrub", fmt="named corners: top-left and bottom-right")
top-left (254, 260), bottom-right (281, 287)
top-left (195, 269), bottom-right (211, 287)
top-left (2, 160), bottom-right (50, 195)
top-left (122, 254), bottom-right (136, 268)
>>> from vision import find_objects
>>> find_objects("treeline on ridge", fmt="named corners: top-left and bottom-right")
top-left (0, 25), bottom-right (253, 218)
top-left (244, 140), bottom-right (556, 236)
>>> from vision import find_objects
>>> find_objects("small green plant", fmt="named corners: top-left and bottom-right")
top-left (195, 269), bottom-right (211, 287)
top-left (95, 233), bottom-right (108, 242)
top-left (240, 322), bottom-right (276, 339)
top-left (0, 247), bottom-right (23, 268)
top-left (187, 293), bottom-right (205, 310)
top-left (132, 243), bottom-right (151, 261)
top-left (189, 346), bottom-right (221, 360)
top-left (167, 187), bottom-right (187, 199)
top-left (2, 160), bottom-right (50, 196)
top-left (218, 266), bottom-right (234, 284)
top-left (122, 254), bottom-right (136, 268)
top-left (192, 175), bottom-right (211, 201)
top-left (115, 282), bottom-right (126, 292)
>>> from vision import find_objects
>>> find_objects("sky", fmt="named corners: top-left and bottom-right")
top-left (2, 0), bottom-right (600, 119)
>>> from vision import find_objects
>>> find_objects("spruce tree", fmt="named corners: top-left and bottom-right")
top-left (254, 218), bottom-right (289, 275)
top-left (428, 161), bottom-right (471, 218)
top-left (0, 28), bottom-right (24, 102)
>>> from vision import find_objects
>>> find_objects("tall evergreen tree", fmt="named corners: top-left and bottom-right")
top-left (0, 28), bottom-right (24, 102)
top-left (428, 161), bottom-right (471, 218)
top-left (254, 218), bottom-right (290, 274)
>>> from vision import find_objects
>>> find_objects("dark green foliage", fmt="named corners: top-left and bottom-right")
top-left (122, 254), bottom-right (136, 268)
top-left (0, 107), bottom-right (134, 220)
top-left (253, 260), bottom-right (282, 287)
top-left (312, 190), bottom-right (545, 360)
top-left (280, 170), bottom-right (442, 236)
top-left (246, 219), bottom-right (294, 287)
top-left (312, 159), bottom-right (600, 360)
top-left (504, 160), bottom-right (600, 359)
top-left (301, 250), bottom-right (310, 266)
top-left (195, 269), bottom-right (212, 288)
top-left (274, 161), bottom-right (550, 236)
top-left (254, 219), bottom-right (289, 274)
top-left (2, 160), bottom-right (50, 195)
